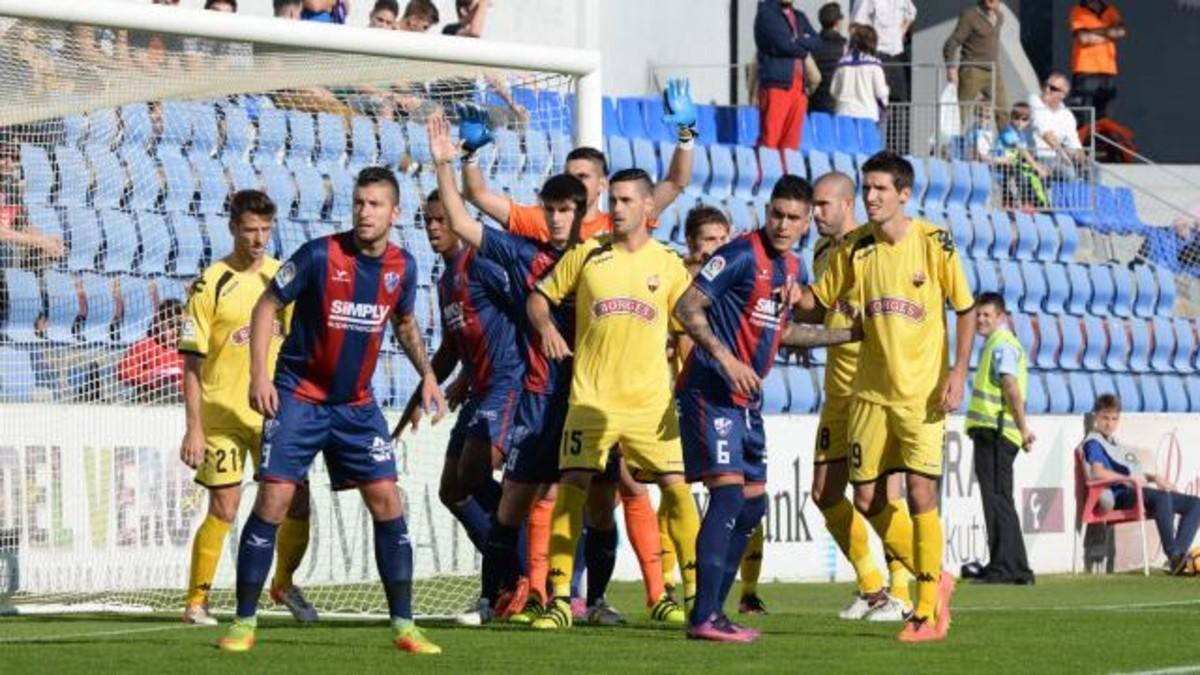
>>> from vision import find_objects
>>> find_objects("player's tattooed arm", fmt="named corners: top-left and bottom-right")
top-left (393, 313), bottom-right (450, 437)
top-left (779, 323), bottom-right (857, 348)
top-left (674, 286), bottom-right (761, 397)
top-left (394, 311), bottom-right (435, 379)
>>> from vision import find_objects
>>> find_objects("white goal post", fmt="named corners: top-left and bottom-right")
top-left (0, 0), bottom-right (599, 618)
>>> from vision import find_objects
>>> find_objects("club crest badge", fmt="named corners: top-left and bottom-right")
top-left (646, 274), bottom-right (660, 292)
top-left (385, 271), bottom-right (401, 293)
top-left (713, 417), bottom-right (733, 438)
top-left (912, 271), bottom-right (926, 287)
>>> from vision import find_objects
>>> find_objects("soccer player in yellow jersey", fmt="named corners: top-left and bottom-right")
top-left (178, 190), bottom-right (315, 625)
top-left (801, 152), bottom-right (975, 643)
top-left (809, 172), bottom-right (912, 622)
top-left (526, 168), bottom-right (700, 630)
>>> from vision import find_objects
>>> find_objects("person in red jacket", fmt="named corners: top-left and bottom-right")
top-left (118, 298), bottom-right (185, 403)
top-left (755, 0), bottom-right (823, 149)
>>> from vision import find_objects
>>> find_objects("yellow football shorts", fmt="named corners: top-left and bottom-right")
top-left (559, 404), bottom-right (685, 478)
top-left (847, 398), bottom-right (946, 483)
top-left (814, 394), bottom-right (852, 464)
top-left (194, 426), bottom-right (261, 489)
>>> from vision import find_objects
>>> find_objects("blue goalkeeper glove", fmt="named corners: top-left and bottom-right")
top-left (455, 103), bottom-right (494, 154)
top-left (661, 78), bottom-right (698, 138)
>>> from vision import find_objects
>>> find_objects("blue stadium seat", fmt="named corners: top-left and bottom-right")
top-left (707, 144), bottom-right (735, 197)
top-left (974, 259), bottom-right (998, 295)
top-left (120, 145), bottom-right (161, 210)
top-left (922, 158), bottom-right (950, 214)
top-left (62, 114), bottom-right (87, 147)
top-left (1043, 262), bottom-right (1069, 314)
top-left (254, 109), bottom-right (287, 165)
top-left (758, 146), bottom-right (784, 195)
top-left (1105, 319), bottom-right (1129, 372)
top-left (808, 149), bottom-right (832, 182)
top-left (118, 103), bottom-right (151, 150)
top-left (86, 147), bottom-right (126, 210)
top-left (79, 274), bottom-right (116, 344)
top-left (285, 110), bottom-right (317, 167)
top-left (1025, 372), bottom-right (1048, 414)
top-left (259, 163), bottom-right (297, 217)
top-left (1059, 315), bottom-right (1083, 369)
top-left (807, 112), bottom-right (836, 153)
top-left (525, 131), bottom-right (553, 178)
top-left (725, 198), bottom-right (755, 233)
top-left (223, 155), bottom-right (259, 193)
top-left (116, 275), bottom-right (153, 346)
top-left (1092, 372), bottom-right (1116, 404)
top-left (830, 151), bottom-right (855, 180)
top-left (404, 121), bottom-right (431, 167)
top-left (1044, 372), bottom-right (1071, 413)
top-left (99, 209), bottom-right (138, 273)
top-left (315, 113), bottom-right (346, 172)
top-left (1010, 212), bottom-right (1037, 261)
top-left (223, 106), bottom-right (253, 159)
top-left (348, 116), bottom-right (378, 169)
top-left (778, 147), bottom-right (804, 179)
top-left (792, 366), bottom-right (821, 413)
top-left (607, 135), bottom-right (634, 174)
top-left (1161, 374), bottom-right (1189, 413)
top-left (732, 146), bottom-right (759, 199)
top-left (377, 119), bottom-right (405, 168)
top-left (1155, 266), bottom-right (1176, 315)
top-left (637, 95), bottom-right (673, 144)
top-left (761, 368), bottom-right (790, 413)
top-left (1081, 316), bottom-right (1108, 371)
top-left (907, 155), bottom-right (927, 206)
top-left (66, 207), bottom-right (102, 272)
top-left (1065, 263), bottom-right (1092, 315)
top-left (1011, 311), bottom-right (1035, 353)
top-left (159, 145), bottom-right (195, 212)
top-left (1033, 314), bottom-right (1060, 369)
top-left (44, 271), bottom-right (79, 343)
top-left (1109, 266), bottom-right (1134, 319)
top-left (190, 155), bottom-right (228, 215)
top-left (294, 163), bottom-right (326, 221)
top-left (857, 118), bottom-right (883, 153)
top-left (0, 348), bottom-right (35, 401)
top-left (1068, 371), bottom-right (1094, 413)
top-left (154, 278), bottom-right (187, 304)
top-left (1172, 318), bottom-right (1196, 373)
top-left (962, 257), bottom-right (979, 295)
top-left (1088, 265), bottom-right (1114, 315)
top-left (56, 145), bottom-right (89, 208)
top-left (738, 106), bottom-right (761, 147)
top-left (190, 103), bottom-right (220, 157)
top-left (1113, 187), bottom-right (1147, 235)
top-left (327, 166), bottom-right (354, 221)
top-left (616, 97), bottom-right (650, 139)
top-left (653, 203), bottom-right (677, 243)
top-left (156, 101), bottom-right (191, 148)
top-left (547, 132), bottom-right (571, 171)
top-left (205, 214), bottom-right (233, 260)
top-left (20, 145), bottom-right (53, 205)
top-left (834, 115), bottom-right (861, 154)
top-left (1055, 213), bottom-right (1080, 262)
top-left (601, 96), bottom-right (620, 137)
top-left (968, 213), bottom-right (993, 258)
top-left (169, 212), bottom-right (205, 277)
top-left (990, 212), bottom-right (1013, 258)
top-left (946, 204), bottom-right (972, 251)
top-left (696, 103), bottom-right (719, 142)
top-left (947, 159), bottom-right (971, 207)
top-left (1114, 373), bottom-right (1141, 412)
top-left (998, 260), bottom-right (1023, 312)
top-left (1139, 374), bottom-right (1164, 413)
top-left (967, 161), bottom-right (991, 209)
top-left (1018, 261), bottom-right (1046, 314)
top-left (275, 219), bottom-right (309, 259)
top-left (1187, 377), bottom-right (1200, 413)
top-left (136, 212), bottom-right (170, 275)
top-left (1033, 213), bottom-right (1059, 261)
top-left (1150, 317), bottom-right (1175, 372)
top-left (1128, 318), bottom-right (1151, 372)
top-left (1, 269), bottom-right (41, 343)
top-left (1132, 264), bottom-right (1158, 318)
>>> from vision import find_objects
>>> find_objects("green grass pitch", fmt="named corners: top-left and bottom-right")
top-left (3, 575), bottom-right (1198, 674)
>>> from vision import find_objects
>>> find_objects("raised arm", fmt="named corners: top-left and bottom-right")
top-left (248, 291), bottom-right (284, 418)
top-left (673, 286), bottom-right (760, 397)
top-left (454, 104), bottom-right (512, 226)
top-left (653, 80), bottom-right (697, 216)
top-left (429, 113), bottom-right (485, 249)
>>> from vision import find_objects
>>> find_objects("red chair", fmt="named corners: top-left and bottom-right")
top-left (1072, 447), bottom-right (1150, 575)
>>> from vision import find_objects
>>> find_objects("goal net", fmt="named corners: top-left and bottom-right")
top-left (0, 1), bottom-right (592, 618)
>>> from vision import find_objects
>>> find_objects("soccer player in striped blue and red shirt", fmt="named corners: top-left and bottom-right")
top-left (396, 186), bottom-right (525, 566)
top-left (673, 175), bottom-right (858, 642)
top-left (219, 167), bottom-right (446, 655)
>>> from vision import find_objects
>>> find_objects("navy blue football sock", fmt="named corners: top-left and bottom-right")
top-left (373, 516), bottom-right (414, 620)
top-left (570, 528), bottom-right (587, 598)
top-left (481, 517), bottom-right (520, 604)
top-left (449, 497), bottom-right (492, 553)
top-left (235, 512), bottom-right (279, 619)
top-left (718, 494), bottom-right (768, 605)
top-left (691, 484), bottom-right (744, 626)
top-left (585, 526), bottom-right (618, 606)
top-left (473, 476), bottom-right (502, 514)
top-left (515, 521), bottom-right (529, 578)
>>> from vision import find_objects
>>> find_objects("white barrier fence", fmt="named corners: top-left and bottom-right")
top-left (1, 406), bottom-right (1196, 607)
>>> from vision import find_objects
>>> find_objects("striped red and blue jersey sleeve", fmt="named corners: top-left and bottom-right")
top-left (438, 246), bottom-right (525, 396)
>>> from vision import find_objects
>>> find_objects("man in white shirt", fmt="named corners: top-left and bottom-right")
top-left (852, 0), bottom-right (916, 150)
top-left (1029, 72), bottom-right (1089, 180)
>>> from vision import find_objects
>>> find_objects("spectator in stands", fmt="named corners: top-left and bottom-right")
top-left (1068, 0), bottom-right (1126, 124)
top-left (369, 0), bottom-right (399, 28)
top-left (992, 102), bottom-right (1049, 210)
top-left (851, 0), bottom-right (916, 150)
top-left (966, 292), bottom-right (1035, 585)
top-left (443, 0), bottom-right (490, 37)
top-left (943, 0), bottom-right (1009, 128)
top-left (0, 145), bottom-right (63, 269)
top-left (830, 24), bottom-right (889, 123)
top-left (397, 0), bottom-right (439, 32)
top-left (117, 299), bottom-right (185, 404)
top-left (807, 2), bottom-right (846, 115)
top-left (204, 0), bottom-right (236, 11)
top-left (754, 0), bottom-right (823, 150)
top-left (1136, 218), bottom-right (1200, 275)
top-left (1083, 393), bottom-right (1200, 575)
top-left (1029, 72), bottom-right (1089, 181)
top-left (274, 0), bottom-right (303, 20)
top-left (302, 0), bottom-right (350, 24)
top-left (129, 0), bottom-right (188, 71)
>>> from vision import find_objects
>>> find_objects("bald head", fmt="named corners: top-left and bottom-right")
top-left (812, 172), bottom-right (857, 239)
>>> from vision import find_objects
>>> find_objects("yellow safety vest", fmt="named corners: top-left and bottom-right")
top-left (966, 327), bottom-right (1028, 446)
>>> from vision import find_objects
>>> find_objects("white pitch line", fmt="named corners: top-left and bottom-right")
top-left (1111, 665), bottom-right (1200, 675)
top-left (0, 623), bottom-right (201, 644)
top-left (958, 599), bottom-right (1200, 613)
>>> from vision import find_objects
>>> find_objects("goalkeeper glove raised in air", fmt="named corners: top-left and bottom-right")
top-left (455, 103), bottom-right (494, 155)
top-left (661, 78), bottom-right (698, 142)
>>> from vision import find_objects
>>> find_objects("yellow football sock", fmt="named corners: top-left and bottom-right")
top-left (272, 516), bottom-right (310, 592)
top-left (821, 498), bottom-right (884, 594)
top-left (912, 510), bottom-right (943, 620)
top-left (657, 502), bottom-right (678, 587)
top-left (187, 513), bottom-right (231, 606)
top-left (888, 555), bottom-right (914, 607)
top-left (548, 482), bottom-right (587, 598)
top-left (866, 498), bottom-right (916, 575)
top-left (660, 482), bottom-right (699, 600)
top-left (738, 524), bottom-right (765, 597)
